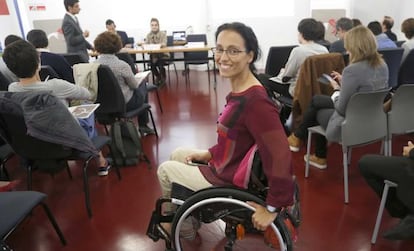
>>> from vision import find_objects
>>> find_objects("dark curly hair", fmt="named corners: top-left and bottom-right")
top-left (94, 31), bottom-right (122, 54)
top-left (401, 18), bottom-right (414, 39)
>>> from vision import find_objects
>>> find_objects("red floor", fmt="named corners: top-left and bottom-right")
top-left (4, 70), bottom-right (414, 251)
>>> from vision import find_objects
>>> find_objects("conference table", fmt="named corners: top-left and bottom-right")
top-left (119, 45), bottom-right (217, 86)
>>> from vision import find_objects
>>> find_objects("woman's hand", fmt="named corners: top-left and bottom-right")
top-left (330, 71), bottom-right (342, 82)
top-left (246, 201), bottom-right (277, 231)
top-left (403, 141), bottom-right (414, 157)
top-left (185, 151), bottom-right (212, 164)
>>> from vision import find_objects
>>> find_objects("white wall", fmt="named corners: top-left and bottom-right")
top-left (0, 0), bottom-right (22, 46)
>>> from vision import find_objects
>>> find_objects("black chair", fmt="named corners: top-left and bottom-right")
top-left (396, 40), bottom-right (405, 47)
top-left (378, 48), bottom-right (404, 88)
top-left (0, 92), bottom-right (120, 218)
top-left (39, 65), bottom-right (60, 81)
top-left (166, 35), bottom-right (179, 84)
top-left (95, 65), bottom-right (158, 137)
top-left (116, 52), bottom-right (138, 74)
top-left (0, 71), bottom-right (11, 91)
top-left (184, 34), bottom-right (210, 84)
top-left (265, 45), bottom-right (297, 76)
top-left (0, 191), bottom-right (66, 248)
top-left (0, 142), bottom-right (14, 180)
top-left (59, 53), bottom-right (87, 66)
top-left (398, 49), bottom-right (414, 87)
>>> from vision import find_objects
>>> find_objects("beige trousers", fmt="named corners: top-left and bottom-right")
top-left (157, 147), bottom-right (213, 199)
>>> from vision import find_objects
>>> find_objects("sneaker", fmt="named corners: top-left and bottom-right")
top-left (97, 163), bottom-right (111, 176)
top-left (139, 125), bottom-right (155, 136)
top-left (287, 134), bottom-right (302, 152)
top-left (303, 154), bottom-right (327, 169)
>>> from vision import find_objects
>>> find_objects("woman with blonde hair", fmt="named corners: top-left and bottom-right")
top-left (287, 26), bottom-right (388, 169)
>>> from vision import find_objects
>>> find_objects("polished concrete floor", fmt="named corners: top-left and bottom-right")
top-left (4, 70), bottom-right (414, 251)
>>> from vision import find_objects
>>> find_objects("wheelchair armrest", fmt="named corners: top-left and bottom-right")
top-left (171, 182), bottom-right (195, 202)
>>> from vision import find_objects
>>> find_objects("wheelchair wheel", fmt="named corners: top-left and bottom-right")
top-left (171, 187), bottom-right (293, 251)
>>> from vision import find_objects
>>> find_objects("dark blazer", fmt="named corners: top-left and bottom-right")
top-left (61, 13), bottom-right (92, 62)
top-left (40, 52), bottom-right (74, 83)
top-left (117, 30), bottom-right (129, 47)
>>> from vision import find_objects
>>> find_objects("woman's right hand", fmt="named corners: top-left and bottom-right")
top-left (185, 151), bottom-right (212, 164)
top-left (331, 71), bottom-right (342, 82)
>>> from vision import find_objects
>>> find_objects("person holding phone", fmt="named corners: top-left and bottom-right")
top-left (287, 26), bottom-right (388, 169)
top-left (156, 22), bottom-right (295, 240)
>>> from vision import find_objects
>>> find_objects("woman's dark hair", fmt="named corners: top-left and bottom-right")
top-left (26, 29), bottom-right (49, 48)
top-left (215, 22), bottom-right (261, 72)
top-left (297, 18), bottom-right (320, 41)
top-left (3, 40), bottom-right (39, 78)
top-left (94, 31), bottom-right (122, 54)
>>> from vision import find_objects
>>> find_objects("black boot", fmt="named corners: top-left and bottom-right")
top-left (383, 214), bottom-right (414, 240)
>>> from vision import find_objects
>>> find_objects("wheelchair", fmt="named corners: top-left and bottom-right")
top-left (147, 153), bottom-right (301, 251)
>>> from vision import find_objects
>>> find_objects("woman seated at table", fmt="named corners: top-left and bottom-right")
top-left (94, 31), bottom-right (155, 136)
top-left (287, 25), bottom-right (388, 169)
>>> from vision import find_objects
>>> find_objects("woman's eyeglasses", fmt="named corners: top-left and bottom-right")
top-left (212, 48), bottom-right (246, 57)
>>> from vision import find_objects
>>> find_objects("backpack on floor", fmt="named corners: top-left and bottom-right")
top-left (109, 120), bottom-right (150, 167)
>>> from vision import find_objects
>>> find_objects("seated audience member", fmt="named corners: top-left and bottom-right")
top-left (266, 18), bottom-right (328, 98)
top-left (315, 21), bottom-right (331, 49)
top-left (352, 18), bottom-right (363, 27)
top-left (26, 29), bottom-right (75, 83)
top-left (287, 26), bottom-right (388, 169)
top-left (0, 35), bottom-right (22, 84)
top-left (157, 22), bottom-right (294, 238)
top-left (105, 19), bottom-right (132, 48)
top-left (368, 21), bottom-right (398, 49)
top-left (383, 15), bottom-right (398, 42)
top-left (94, 31), bottom-right (155, 136)
top-left (330, 17), bottom-right (354, 54)
top-left (144, 18), bottom-right (169, 86)
top-left (3, 40), bottom-right (110, 176)
top-left (359, 141), bottom-right (414, 240)
top-left (401, 18), bottom-right (414, 63)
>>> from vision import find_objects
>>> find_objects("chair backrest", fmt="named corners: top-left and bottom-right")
top-left (95, 65), bottom-right (126, 124)
top-left (184, 34), bottom-right (208, 64)
top-left (341, 88), bottom-right (390, 147)
top-left (396, 40), bottom-right (405, 47)
top-left (0, 71), bottom-right (11, 91)
top-left (264, 45), bottom-right (297, 76)
top-left (39, 65), bottom-right (60, 81)
top-left (388, 84), bottom-right (414, 135)
top-left (378, 48), bottom-right (404, 88)
top-left (398, 49), bottom-right (414, 86)
top-left (116, 53), bottom-right (137, 74)
top-left (59, 53), bottom-right (87, 66)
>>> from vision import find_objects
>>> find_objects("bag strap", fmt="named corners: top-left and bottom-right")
top-left (113, 121), bottom-right (126, 158)
top-left (125, 121), bottom-right (142, 155)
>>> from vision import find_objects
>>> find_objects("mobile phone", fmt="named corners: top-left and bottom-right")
top-left (318, 74), bottom-right (334, 85)
top-left (322, 73), bottom-right (335, 83)
top-left (187, 160), bottom-right (209, 167)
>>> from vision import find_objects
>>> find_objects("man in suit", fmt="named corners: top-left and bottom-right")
top-left (26, 29), bottom-right (75, 83)
top-left (62, 0), bottom-right (93, 62)
top-left (105, 19), bottom-right (132, 48)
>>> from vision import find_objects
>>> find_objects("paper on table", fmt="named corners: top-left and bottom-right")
top-left (68, 104), bottom-right (100, 119)
top-left (135, 71), bottom-right (151, 85)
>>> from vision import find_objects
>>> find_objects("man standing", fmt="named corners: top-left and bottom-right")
top-left (62, 0), bottom-right (93, 62)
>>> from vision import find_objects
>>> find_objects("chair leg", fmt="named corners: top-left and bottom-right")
top-left (167, 64), bottom-right (171, 85)
top-left (154, 89), bottom-right (163, 114)
top-left (41, 202), bottom-right (67, 245)
top-left (173, 63), bottom-right (178, 82)
top-left (148, 108), bottom-right (158, 137)
top-left (343, 147), bottom-right (349, 204)
top-left (27, 165), bottom-right (33, 190)
top-left (371, 181), bottom-right (398, 244)
top-left (107, 147), bottom-right (121, 180)
top-left (82, 158), bottom-right (92, 218)
top-left (207, 64), bottom-right (211, 84)
top-left (305, 130), bottom-right (312, 178)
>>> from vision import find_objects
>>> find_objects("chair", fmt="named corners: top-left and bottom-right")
top-left (0, 142), bottom-right (14, 180)
top-left (0, 71), bottom-right (11, 91)
top-left (386, 85), bottom-right (414, 156)
top-left (95, 65), bottom-right (158, 138)
top-left (378, 48), bottom-right (404, 88)
top-left (59, 53), bottom-right (87, 66)
top-left (371, 180), bottom-right (398, 244)
top-left (39, 65), bottom-right (60, 81)
top-left (398, 49), bottom-right (414, 87)
top-left (0, 92), bottom-right (120, 217)
top-left (116, 52), bottom-right (137, 74)
top-left (264, 45), bottom-right (297, 76)
top-left (292, 53), bottom-right (346, 130)
top-left (305, 89), bottom-right (390, 203)
top-left (0, 191), bottom-right (66, 247)
top-left (166, 35), bottom-right (179, 85)
top-left (184, 34), bottom-right (210, 84)
top-left (396, 40), bottom-right (405, 47)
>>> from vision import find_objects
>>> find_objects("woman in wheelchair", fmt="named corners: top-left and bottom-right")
top-left (148, 22), bottom-right (299, 251)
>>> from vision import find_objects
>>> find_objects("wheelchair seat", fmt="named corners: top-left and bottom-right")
top-left (147, 152), bottom-right (300, 251)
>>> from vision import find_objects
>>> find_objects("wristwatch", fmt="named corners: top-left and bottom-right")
top-left (266, 205), bottom-right (282, 213)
